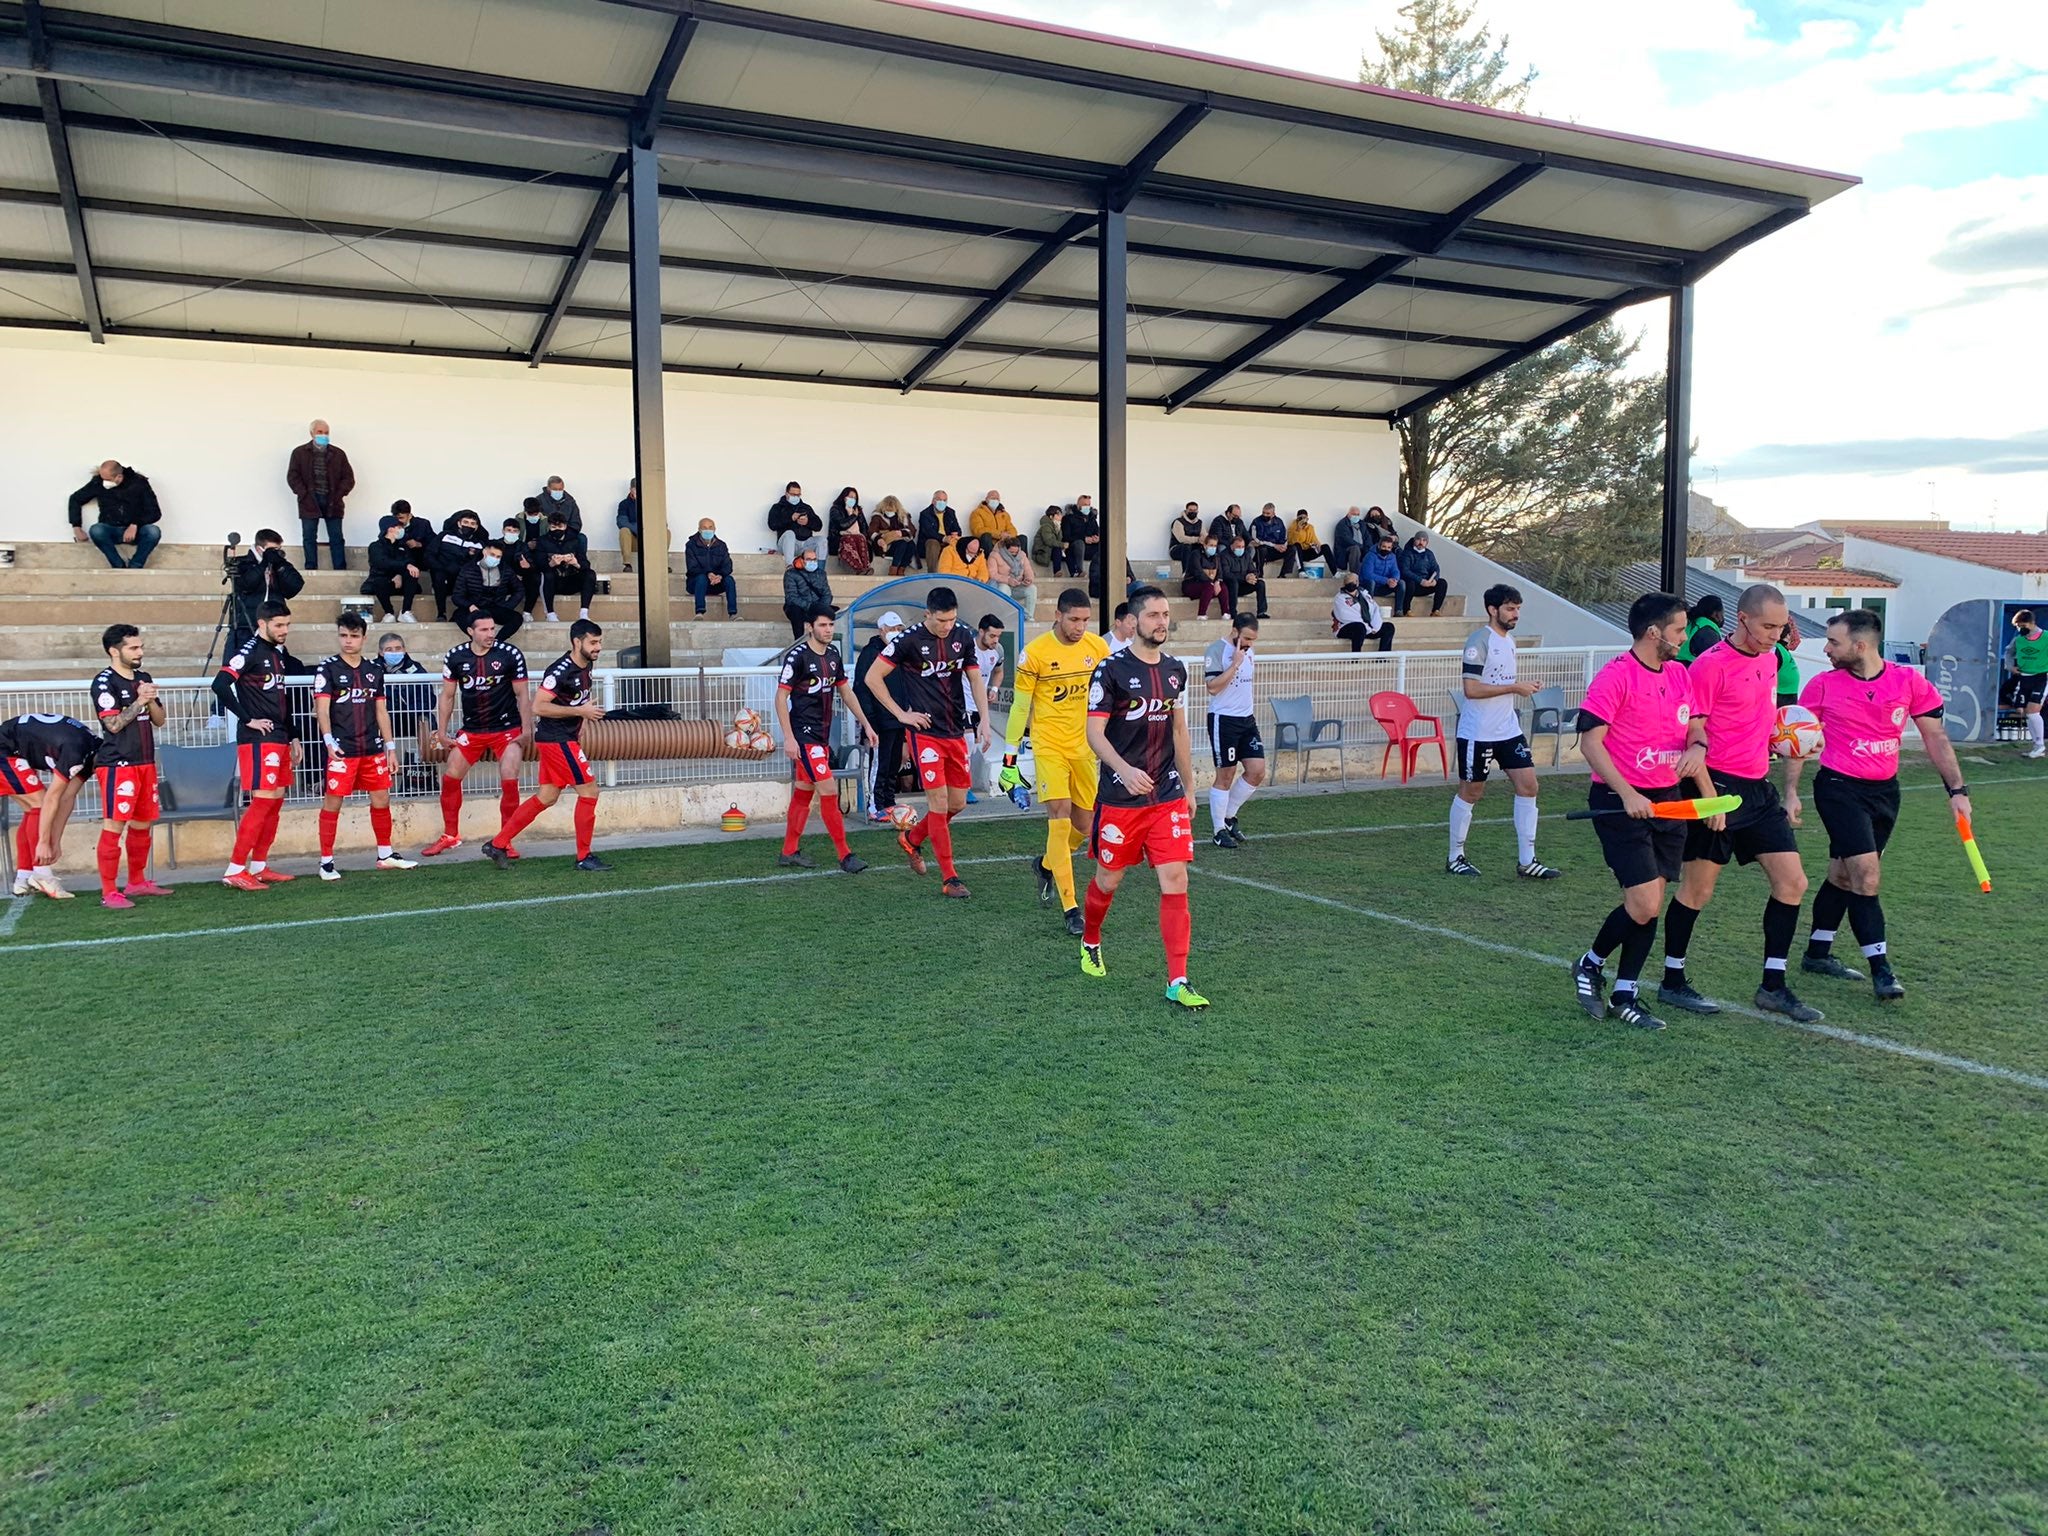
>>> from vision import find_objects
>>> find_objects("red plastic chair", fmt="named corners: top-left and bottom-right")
top-left (1370, 691), bottom-right (1449, 782)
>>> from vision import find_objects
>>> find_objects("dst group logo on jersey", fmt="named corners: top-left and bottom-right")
top-left (1122, 688), bottom-right (1176, 721)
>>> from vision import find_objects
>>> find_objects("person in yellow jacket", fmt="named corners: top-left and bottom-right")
top-left (936, 534), bottom-right (991, 584)
top-left (1001, 586), bottom-right (1113, 934)
top-left (969, 491), bottom-right (1018, 544)
top-left (1286, 509), bottom-right (1335, 577)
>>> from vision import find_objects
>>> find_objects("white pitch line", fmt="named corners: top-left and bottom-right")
top-left (1192, 867), bottom-right (2048, 1094)
top-left (0, 894), bottom-right (28, 937)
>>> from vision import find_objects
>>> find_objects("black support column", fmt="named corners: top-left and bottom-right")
top-left (1660, 284), bottom-right (1695, 601)
top-left (627, 137), bottom-right (672, 666)
top-left (1096, 206), bottom-right (1128, 633)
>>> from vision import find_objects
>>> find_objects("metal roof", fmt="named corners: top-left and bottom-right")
top-left (0, 0), bottom-right (1854, 419)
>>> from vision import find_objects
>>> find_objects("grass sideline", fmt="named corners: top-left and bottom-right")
top-left (3, 761), bottom-right (2045, 1533)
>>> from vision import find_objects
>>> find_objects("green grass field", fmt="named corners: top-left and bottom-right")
top-left (4, 761), bottom-right (2045, 1534)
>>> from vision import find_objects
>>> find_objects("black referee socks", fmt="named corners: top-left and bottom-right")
top-left (1662, 899), bottom-right (1705, 985)
top-left (1592, 904), bottom-right (1635, 962)
top-left (1761, 897), bottom-right (1802, 990)
top-left (1845, 892), bottom-right (1887, 957)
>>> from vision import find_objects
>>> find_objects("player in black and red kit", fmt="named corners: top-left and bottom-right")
top-left (485, 619), bottom-right (609, 870)
top-left (423, 612), bottom-right (531, 858)
top-left (773, 604), bottom-right (878, 873)
top-left (313, 610), bottom-right (418, 881)
top-left (212, 600), bottom-right (299, 891)
top-left (91, 622), bottom-right (171, 907)
top-left (1081, 587), bottom-right (1207, 1009)
top-left (0, 712), bottom-right (101, 901)
top-left (862, 586), bottom-right (992, 898)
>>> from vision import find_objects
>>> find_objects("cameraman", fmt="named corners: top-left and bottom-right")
top-left (228, 529), bottom-right (305, 651)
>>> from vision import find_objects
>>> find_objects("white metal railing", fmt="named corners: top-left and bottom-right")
top-left (0, 647), bottom-right (1621, 814)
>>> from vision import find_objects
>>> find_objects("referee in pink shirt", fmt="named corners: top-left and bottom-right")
top-left (1784, 607), bottom-right (1971, 1002)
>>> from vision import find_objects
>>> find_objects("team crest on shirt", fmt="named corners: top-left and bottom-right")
top-left (1890, 706), bottom-right (1906, 726)
top-left (1464, 644), bottom-right (1484, 663)
top-left (1676, 703), bottom-right (1691, 725)
top-left (98, 691), bottom-right (115, 711)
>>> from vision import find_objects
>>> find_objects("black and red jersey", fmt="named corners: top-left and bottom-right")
top-left (442, 642), bottom-right (528, 733)
top-left (535, 653), bottom-right (593, 744)
top-left (214, 634), bottom-right (294, 743)
top-left (91, 666), bottom-right (155, 767)
top-left (1088, 652), bottom-right (1189, 807)
top-left (0, 713), bottom-right (99, 781)
top-left (314, 654), bottom-right (387, 757)
top-left (777, 640), bottom-right (844, 740)
top-left (877, 624), bottom-right (977, 736)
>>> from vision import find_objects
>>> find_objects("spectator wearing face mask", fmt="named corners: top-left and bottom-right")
top-left (1332, 578), bottom-right (1396, 652)
top-left (539, 510), bottom-right (597, 621)
top-left (782, 551), bottom-right (832, 639)
top-left (1332, 506), bottom-right (1370, 576)
top-left (868, 495), bottom-right (918, 576)
top-left (67, 460), bottom-right (163, 569)
top-left (986, 537), bottom-right (1037, 620)
top-left (451, 540), bottom-right (525, 640)
top-left (378, 631), bottom-right (435, 770)
top-left (1032, 504), bottom-right (1070, 574)
top-left (1063, 496), bottom-right (1102, 589)
top-left (616, 478), bottom-right (642, 573)
top-left (432, 510), bottom-right (487, 623)
top-left (498, 517), bottom-right (543, 616)
top-left (1217, 535), bottom-right (1269, 620)
top-left (1207, 504), bottom-right (1251, 549)
top-left (1168, 503), bottom-right (1207, 565)
top-left (1286, 510), bottom-right (1334, 577)
top-left (770, 481), bottom-right (825, 562)
top-left (1397, 531), bottom-right (1449, 616)
top-left (1362, 535), bottom-right (1403, 606)
top-left (287, 419), bottom-right (356, 571)
top-left (937, 534), bottom-right (990, 584)
top-left (686, 518), bottom-right (737, 617)
top-left (1251, 504), bottom-right (1289, 575)
top-left (917, 490), bottom-right (960, 572)
top-left (825, 487), bottom-right (864, 558)
top-left (833, 490), bottom-right (873, 574)
top-left (1180, 532), bottom-right (1228, 621)
top-left (362, 519), bottom-right (422, 622)
top-left (969, 491), bottom-right (1017, 544)
top-left (537, 475), bottom-right (582, 534)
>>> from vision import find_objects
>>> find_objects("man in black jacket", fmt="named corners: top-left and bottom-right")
top-left (498, 515), bottom-right (543, 616)
top-left (1397, 531), bottom-right (1450, 616)
top-left (916, 492), bottom-right (960, 571)
top-left (538, 510), bottom-right (598, 621)
top-left (380, 500), bottom-right (437, 573)
top-left (431, 510), bottom-right (486, 622)
top-left (854, 611), bottom-right (907, 820)
top-left (451, 540), bottom-right (525, 640)
top-left (361, 520), bottom-right (421, 621)
top-left (1217, 534), bottom-right (1269, 620)
top-left (228, 530), bottom-right (306, 652)
top-left (686, 517), bottom-right (737, 617)
top-left (769, 482), bottom-right (825, 563)
top-left (537, 475), bottom-right (582, 533)
top-left (1063, 495), bottom-right (1103, 594)
top-left (67, 461), bottom-right (164, 568)
top-left (1207, 505), bottom-right (1251, 549)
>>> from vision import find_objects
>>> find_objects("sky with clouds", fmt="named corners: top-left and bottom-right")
top-left (987, 0), bottom-right (2048, 533)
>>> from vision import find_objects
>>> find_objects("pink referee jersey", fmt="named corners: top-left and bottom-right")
top-left (1689, 639), bottom-right (1780, 779)
top-left (1798, 664), bottom-right (1943, 780)
top-left (1580, 653), bottom-right (1693, 788)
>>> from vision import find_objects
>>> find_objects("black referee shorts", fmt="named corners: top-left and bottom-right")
top-left (1589, 782), bottom-right (1689, 889)
top-left (1813, 766), bottom-right (1900, 860)
top-left (1683, 770), bottom-right (1799, 867)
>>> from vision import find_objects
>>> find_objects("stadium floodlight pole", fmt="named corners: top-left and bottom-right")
top-left (1660, 283), bottom-right (1696, 601)
top-left (1097, 204), bottom-right (1130, 636)
top-left (626, 133), bottom-right (672, 669)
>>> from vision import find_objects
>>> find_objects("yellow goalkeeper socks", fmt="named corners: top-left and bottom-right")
top-left (1048, 819), bottom-right (1078, 911)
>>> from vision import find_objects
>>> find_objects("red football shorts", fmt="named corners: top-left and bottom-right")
top-left (537, 741), bottom-right (593, 788)
top-left (323, 752), bottom-right (393, 797)
top-left (451, 727), bottom-right (521, 764)
top-left (1093, 800), bottom-right (1195, 871)
top-left (0, 756), bottom-right (44, 798)
top-left (909, 731), bottom-right (971, 790)
top-left (791, 736), bottom-right (833, 784)
top-left (237, 740), bottom-right (293, 795)
top-left (98, 763), bottom-right (161, 822)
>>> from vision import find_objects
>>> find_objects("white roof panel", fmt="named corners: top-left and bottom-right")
top-left (0, 200), bottom-right (71, 261)
top-left (0, 267), bottom-right (84, 324)
top-left (0, 119), bottom-right (56, 194)
top-left (1159, 113), bottom-right (1500, 214)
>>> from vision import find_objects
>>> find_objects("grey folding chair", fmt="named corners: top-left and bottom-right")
top-left (1270, 694), bottom-right (1347, 785)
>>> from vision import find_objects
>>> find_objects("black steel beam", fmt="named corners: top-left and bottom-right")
top-left (628, 136), bottom-right (672, 666)
top-left (530, 12), bottom-right (697, 367)
top-left (1108, 102), bottom-right (1211, 213)
top-left (602, 0), bottom-right (1817, 210)
top-left (898, 212), bottom-right (1093, 393)
top-left (25, 0), bottom-right (101, 340)
top-left (1163, 163), bottom-right (1544, 412)
top-left (1684, 205), bottom-right (1807, 284)
top-left (1661, 285), bottom-right (1695, 600)
top-left (1098, 206), bottom-right (1130, 633)
top-left (1391, 286), bottom-right (1664, 420)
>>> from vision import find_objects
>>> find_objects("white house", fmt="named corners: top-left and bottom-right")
top-left (1840, 529), bottom-right (2048, 644)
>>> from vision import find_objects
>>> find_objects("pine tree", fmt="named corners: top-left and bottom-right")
top-left (1363, 2), bottom-right (1669, 604)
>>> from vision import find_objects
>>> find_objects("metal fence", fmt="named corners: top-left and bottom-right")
top-left (0, 646), bottom-right (1621, 815)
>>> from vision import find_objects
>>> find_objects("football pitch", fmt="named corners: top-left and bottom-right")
top-left (4, 762), bottom-right (2044, 1534)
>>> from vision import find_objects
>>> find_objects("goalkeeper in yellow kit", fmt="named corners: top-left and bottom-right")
top-left (1001, 586), bottom-right (1113, 935)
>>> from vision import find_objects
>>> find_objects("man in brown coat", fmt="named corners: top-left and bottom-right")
top-left (286, 418), bottom-right (357, 571)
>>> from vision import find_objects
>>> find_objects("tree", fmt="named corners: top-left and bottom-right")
top-left (1362, 2), bottom-right (1669, 605)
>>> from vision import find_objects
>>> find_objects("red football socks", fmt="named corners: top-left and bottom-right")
top-left (317, 809), bottom-right (340, 859)
top-left (926, 808), bottom-right (957, 880)
top-left (783, 788), bottom-right (814, 855)
top-left (498, 778), bottom-right (520, 827)
top-left (124, 826), bottom-right (151, 883)
top-left (818, 793), bottom-right (850, 859)
top-left (96, 828), bottom-right (121, 895)
top-left (1159, 891), bottom-right (1191, 981)
top-left (368, 804), bottom-right (393, 851)
top-left (438, 774), bottom-right (463, 836)
top-left (229, 799), bottom-right (265, 866)
top-left (252, 796), bottom-right (283, 862)
top-left (496, 796), bottom-right (545, 849)
top-left (573, 796), bottom-right (596, 860)
top-left (1082, 879), bottom-right (1113, 944)
top-left (15, 808), bottom-right (37, 871)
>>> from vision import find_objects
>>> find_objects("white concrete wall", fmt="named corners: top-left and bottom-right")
top-left (0, 330), bottom-right (1398, 562)
top-left (1840, 536), bottom-right (2029, 645)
